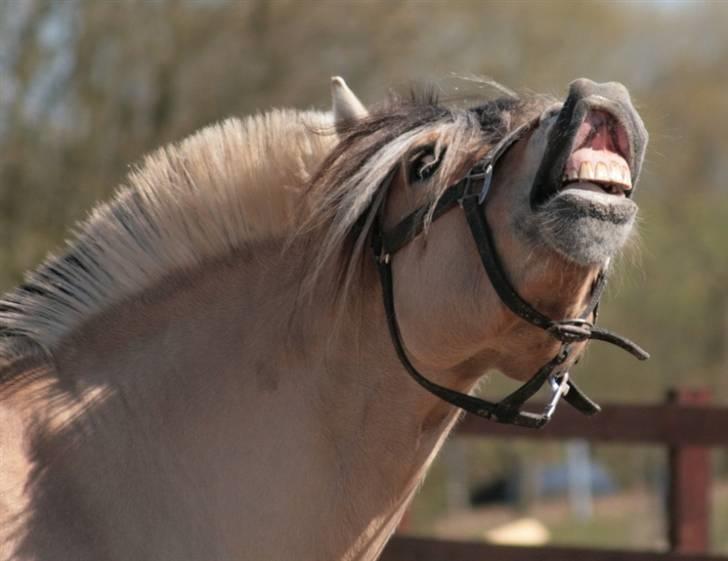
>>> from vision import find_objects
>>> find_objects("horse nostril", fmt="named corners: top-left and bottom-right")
top-left (567, 79), bottom-right (634, 118)
top-left (539, 103), bottom-right (563, 125)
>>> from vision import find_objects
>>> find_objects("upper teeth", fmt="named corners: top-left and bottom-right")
top-left (563, 161), bottom-right (632, 189)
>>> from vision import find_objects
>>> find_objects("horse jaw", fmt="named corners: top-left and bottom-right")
top-left (536, 188), bottom-right (637, 265)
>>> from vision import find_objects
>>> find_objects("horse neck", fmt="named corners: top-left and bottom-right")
top-left (296, 253), bottom-right (468, 560)
top-left (30, 236), bottom-right (465, 561)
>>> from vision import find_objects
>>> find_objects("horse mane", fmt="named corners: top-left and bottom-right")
top-left (0, 109), bottom-right (336, 356)
top-left (0, 88), bottom-right (549, 365)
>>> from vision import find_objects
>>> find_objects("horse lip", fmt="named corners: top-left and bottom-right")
top-left (548, 188), bottom-right (638, 224)
top-left (529, 94), bottom-right (645, 210)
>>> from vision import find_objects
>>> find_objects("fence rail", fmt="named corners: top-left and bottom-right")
top-left (381, 536), bottom-right (728, 561)
top-left (382, 388), bottom-right (725, 561)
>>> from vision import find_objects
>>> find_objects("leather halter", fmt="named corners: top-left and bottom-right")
top-left (370, 116), bottom-right (649, 429)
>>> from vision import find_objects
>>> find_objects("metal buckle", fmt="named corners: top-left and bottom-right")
top-left (457, 163), bottom-right (493, 208)
top-left (541, 372), bottom-right (570, 422)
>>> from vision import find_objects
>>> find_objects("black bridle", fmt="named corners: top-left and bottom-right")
top-left (370, 116), bottom-right (648, 429)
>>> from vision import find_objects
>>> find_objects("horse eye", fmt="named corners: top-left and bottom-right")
top-left (407, 147), bottom-right (440, 185)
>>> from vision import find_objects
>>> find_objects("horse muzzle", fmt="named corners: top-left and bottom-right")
top-left (530, 78), bottom-right (649, 209)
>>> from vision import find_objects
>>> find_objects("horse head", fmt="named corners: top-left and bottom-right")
top-left (326, 78), bottom-right (647, 420)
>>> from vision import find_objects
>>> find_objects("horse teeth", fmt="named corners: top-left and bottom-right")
top-left (566, 160), bottom-right (633, 190)
top-left (578, 162), bottom-right (594, 181)
top-left (608, 163), bottom-right (622, 184)
top-left (613, 165), bottom-right (632, 189)
top-left (595, 162), bottom-right (609, 182)
top-left (622, 167), bottom-right (633, 189)
top-left (562, 169), bottom-right (578, 182)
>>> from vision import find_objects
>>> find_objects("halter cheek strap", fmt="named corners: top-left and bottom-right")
top-left (371, 117), bottom-right (648, 429)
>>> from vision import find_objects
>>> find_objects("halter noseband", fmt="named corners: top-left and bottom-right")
top-left (370, 116), bottom-right (648, 429)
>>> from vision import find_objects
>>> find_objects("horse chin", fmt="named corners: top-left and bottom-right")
top-left (536, 187), bottom-right (637, 266)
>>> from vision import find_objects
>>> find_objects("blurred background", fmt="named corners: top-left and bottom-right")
top-left (1, 0), bottom-right (727, 553)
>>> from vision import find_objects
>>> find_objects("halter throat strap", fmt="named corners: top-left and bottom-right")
top-left (371, 117), bottom-right (648, 429)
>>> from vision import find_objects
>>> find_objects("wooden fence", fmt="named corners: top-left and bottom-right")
top-left (381, 388), bottom-right (728, 561)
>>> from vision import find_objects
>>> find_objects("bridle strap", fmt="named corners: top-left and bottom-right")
top-left (380, 127), bottom-right (647, 360)
top-left (371, 112), bottom-right (649, 428)
top-left (460, 182), bottom-right (648, 360)
top-left (374, 220), bottom-right (567, 428)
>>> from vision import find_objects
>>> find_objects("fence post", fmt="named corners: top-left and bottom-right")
top-left (667, 387), bottom-right (711, 553)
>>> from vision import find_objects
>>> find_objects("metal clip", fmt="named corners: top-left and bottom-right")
top-left (477, 164), bottom-right (494, 205)
top-left (542, 372), bottom-right (570, 422)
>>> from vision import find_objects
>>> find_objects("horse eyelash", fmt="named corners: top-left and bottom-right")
top-left (407, 146), bottom-right (441, 185)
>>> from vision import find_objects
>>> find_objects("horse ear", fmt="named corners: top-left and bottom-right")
top-left (331, 76), bottom-right (368, 132)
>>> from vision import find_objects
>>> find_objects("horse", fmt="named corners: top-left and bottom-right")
top-left (0, 76), bottom-right (648, 561)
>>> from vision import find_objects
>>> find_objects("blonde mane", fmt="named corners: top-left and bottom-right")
top-left (0, 109), bottom-right (336, 354)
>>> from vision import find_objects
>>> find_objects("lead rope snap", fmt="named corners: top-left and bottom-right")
top-left (542, 372), bottom-right (571, 422)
